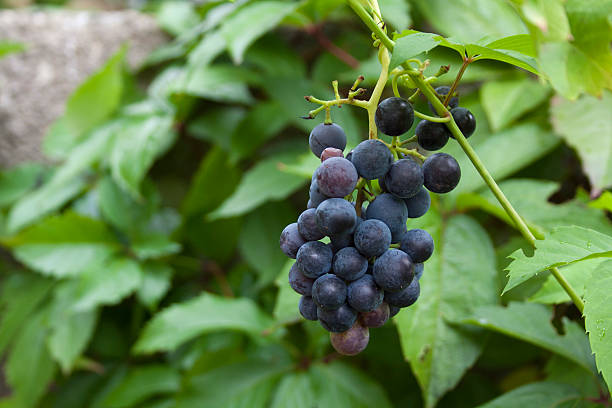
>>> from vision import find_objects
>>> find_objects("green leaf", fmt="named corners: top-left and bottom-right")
top-left (220, 1), bottom-right (297, 64)
top-left (584, 259), bottom-right (612, 390)
top-left (480, 78), bottom-right (550, 131)
top-left (0, 274), bottom-right (54, 354)
top-left (175, 359), bottom-right (289, 408)
top-left (178, 65), bottom-right (258, 104)
top-left (274, 260), bottom-right (301, 324)
top-left (474, 381), bottom-right (581, 408)
top-left (47, 288), bottom-right (98, 373)
top-left (103, 365), bottom-right (181, 407)
top-left (0, 41), bottom-right (25, 58)
top-left (239, 201), bottom-right (295, 286)
top-left (468, 43), bottom-right (539, 74)
top-left (156, 1), bottom-right (200, 36)
top-left (515, 0), bottom-right (571, 42)
top-left (136, 263), bottom-right (173, 311)
top-left (484, 34), bottom-right (536, 57)
top-left (134, 292), bottom-right (273, 354)
top-left (187, 107), bottom-right (246, 151)
top-left (395, 212), bottom-right (499, 407)
top-left (130, 234), bottom-right (181, 260)
top-left (187, 30), bottom-right (227, 68)
top-left (43, 47), bottom-right (126, 158)
top-left (5, 311), bottom-right (56, 407)
top-left (110, 113), bottom-right (176, 197)
top-left (530, 258), bottom-right (605, 304)
top-left (450, 124), bottom-right (560, 194)
top-left (7, 124), bottom-right (116, 233)
top-left (208, 152), bottom-right (307, 220)
top-left (390, 31), bottom-right (440, 69)
top-left (551, 91), bottom-right (612, 190)
top-left (379, 0), bottom-right (411, 31)
top-left (504, 226), bottom-right (612, 293)
top-left (182, 147), bottom-right (242, 217)
top-left (464, 302), bottom-right (595, 372)
top-left (270, 372), bottom-right (315, 408)
top-left (4, 212), bottom-right (120, 277)
top-left (0, 164), bottom-right (44, 209)
top-left (411, 0), bottom-right (527, 43)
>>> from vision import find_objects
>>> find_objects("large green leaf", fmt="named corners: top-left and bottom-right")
top-left (136, 263), bottom-right (173, 311)
top-left (0, 164), bottom-right (44, 209)
top-left (379, 0), bottom-right (411, 31)
top-left (464, 302), bottom-right (595, 372)
top-left (208, 152), bottom-right (307, 220)
top-left (474, 381), bottom-right (581, 408)
top-left (134, 292), bottom-right (274, 354)
top-left (102, 364), bottom-right (181, 407)
top-left (98, 176), bottom-right (158, 233)
top-left (583, 260), bottom-right (612, 390)
top-left (4, 212), bottom-right (120, 277)
top-left (270, 372), bottom-right (315, 408)
top-left (43, 47), bottom-right (126, 158)
top-left (110, 113), bottom-right (176, 197)
top-left (504, 226), bottom-right (612, 293)
top-left (220, 1), bottom-right (297, 64)
top-left (530, 258), bottom-right (605, 304)
top-left (395, 212), bottom-right (498, 407)
top-left (156, 1), bottom-right (200, 36)
top-left (513, 0), bottom-right (571, 42)
top-left (390, 31), bottom-right (440, 69)
top-left (179, 64), bottom-right (258, 104)
top-left (551, 90), bottom-right (612, 190)
top-left (480, 78), bottom-right (550, 131)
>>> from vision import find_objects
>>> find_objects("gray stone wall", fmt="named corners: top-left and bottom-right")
top-left (0, 10), bottom-right (168, 168)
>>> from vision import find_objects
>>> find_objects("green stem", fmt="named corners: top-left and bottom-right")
top-left (444, 58), bottom-right (469, 107)
top-left (414, 110), bottom-right (451, 123)
top-left (346, 0), bottom-right (395, 52)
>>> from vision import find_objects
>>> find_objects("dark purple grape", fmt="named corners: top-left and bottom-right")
top-left (416, 120), bottom-right (450, 151)
top-left (321, 147), bottom-right (344, 162)
top-left (296, 241), bottom-right (333, 278)
top-left (405, 187), bottom-right (430, 218)
top-left (375, 97), bottom-right (415, 136)
top-left (280, 223), bottom-right (306, 258)
top-left (309, 123), bottom-right (347, 158)
top-left (316, 157), bottom-right (358, 198)
top-left (354, 219), bottom-right (391, 258)
top-left (385, 278), bottom-right (420, 308)
top-left (360, 302), bottom-right (390, 328)
top-left (351, 139), bottom-right (393, 180)
top-left (450, 107), bottom-right (476, 138)
top-left (423, 153), bottom-right (461, 194)
top-left (299, 296), bottom-right (318, 320)
top-left (330, 321), bottom-right (369, 355)
top-left (333, 247), bottom-right (368, 281)
top-left (400, 229), bottom-right (434, 263)
top-left (329, 232), bottom-right (354, 253)
top-left (365, 193), bottom-right (408, 243)
top-left (415, 263), bottom-right (424, 280)
top-left (373, 249), bottom-right (414, 292)
top-left (312, 274), bottom-right (347, 310)
top-left (347, 275), bottom-right (383, 312)
top-left (428, 86), bottom-right (459, 114)
top-left (309, 178), bottom-right (329, 208)
top-left (389, 305), bottom-right (400, 318)
top-left (289, 263), bottom-right (315, 296)
top-left (383, 158), bottom-right (424, 199)
top-left (315, 198), bottom-right (357, 236)
top-left (297, 208), bottom-right (325, 241)
top-left (318, 303), bottom-right (357, 332)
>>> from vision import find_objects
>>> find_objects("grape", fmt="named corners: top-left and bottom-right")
top-left (309, 123), bottom-right (347, 158)
top-left (345, 150), bottom-right (353, 161)
top-left (299, 296), bottom-right (318, 320)
top-left (351, 139), bottom-right (394, 180)
top-left (377, 176), bottom-right (388, 193)
top-left (389, 305), bottom-right (400, 318)
top-left (330, 321), bottom-right (370, 355)
top-left (318, 303), bottom-right (357, 332)
top-left (347, 274), bottom-right (384, 312)
top-left (296, 241), bottom-right (333, 278)
top-left (316, 157), bottom-right (358, 198)
top-left (297, 208), bottom-right (325, 241)
top-left (321, 147), bottom-right (344, 162)
top-left (428, 85), bottom-right (459, 113)
top-left (315, 198), bottom-right (357, 236)
top-left (365, 193), bottom-right (408, 243)
top-left (279, 223), bottom-right (306, 258)
top-left (359, 302), bottom-right (390, 328)
top-left (373, 249), bottom-right (414, 292)
top-left (400, 229), bottom-right (434, 263)
top-left (423, 153), bottom-right (461, 193)
top-left (312, 273), bottom-right (347, 310)
top-left (450, 107), bottom-right (476, 138)
top-left (383, 158), bottom-right (424, 199)
top-left (414, 263), bottom-right (424, 280)
top-left (333, 247), bottom-right (368, 281)
top-left (329, 232), bottom-right (354, 253)
top-left (289, 263), bottom-right (315, 296)
top-left (375, 97), bottom-right (415, 136)
top-left (404, 187), bottom-right (430, 218)
top-left (354, 219), bottom-right (391, 258)
top-left (385, 278), bottom-right (420, 308)
top-left (309, 178), bottom-right (329, 208)
top-left (416, 120), bottom-right (450, 151)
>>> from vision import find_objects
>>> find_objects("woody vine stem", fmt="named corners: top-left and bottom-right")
top-left (306, 0), bottom-right (585, 313)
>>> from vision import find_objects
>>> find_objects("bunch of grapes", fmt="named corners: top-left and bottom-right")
top-left (280, 87), bottom-right (475, 355)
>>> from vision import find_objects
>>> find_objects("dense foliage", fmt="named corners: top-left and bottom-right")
top-left (0, 0), bottom-right (611, 407)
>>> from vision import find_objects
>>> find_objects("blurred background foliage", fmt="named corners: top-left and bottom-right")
top-left (0, 0), bottom-right (611, 407)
